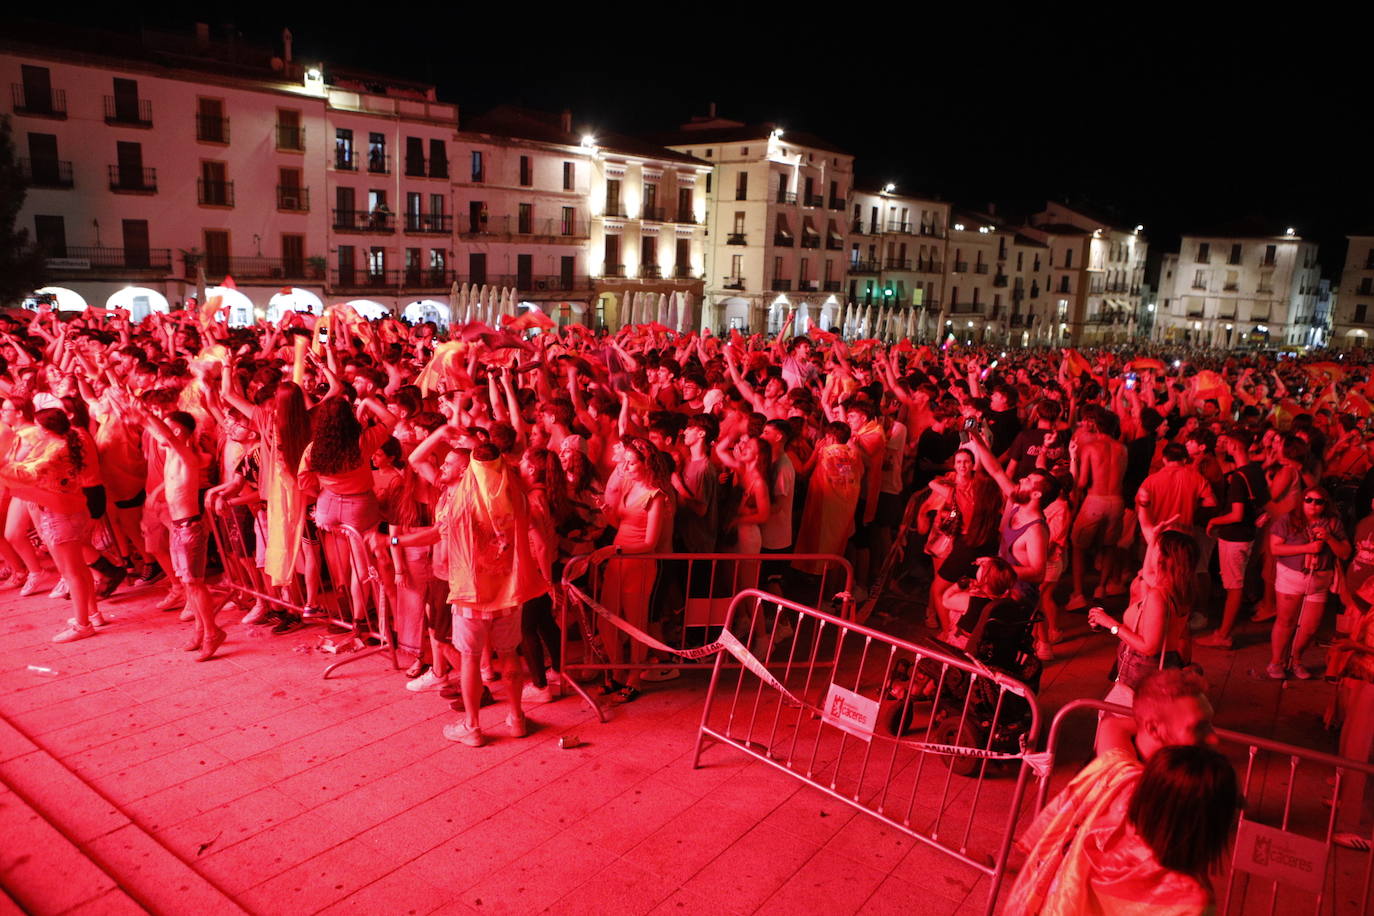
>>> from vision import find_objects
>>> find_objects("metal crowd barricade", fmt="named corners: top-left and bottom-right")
top-left (314, 523), bottom-right (399, 679)
top-left (559, 551), bottom-right (855, 721)
top-left (205, 506), bottom-right (307, 617)
top-left (693, 588), bottom-right (1043, 916)
top-left (1032, 699), bottom-right (1374, 916)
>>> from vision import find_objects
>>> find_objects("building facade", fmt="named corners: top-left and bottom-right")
top-left (847, 187), bottom-right (947, 341)
top-left (1332, 235), bottom-right (1374, 349)
top-left (654, 114), bottom-right (853, 334)
top-left (939, 210), bottom-right (1055, 346)
top-left (1157, 229), bottom-right (1320, 349)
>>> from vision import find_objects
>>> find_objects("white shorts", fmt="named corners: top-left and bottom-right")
top-left (1275, 563), bottom-right (1333, 600)
top-left (1216, 539), bottom-right (1252, 591)
top-left (451, 606), bottom-right (523, 654)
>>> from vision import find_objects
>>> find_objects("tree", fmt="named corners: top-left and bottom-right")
top-left (0, 116), bottom-right (47, 307)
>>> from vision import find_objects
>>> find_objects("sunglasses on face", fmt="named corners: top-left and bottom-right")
top-left (1304, 497), bottom-right (1327, 505)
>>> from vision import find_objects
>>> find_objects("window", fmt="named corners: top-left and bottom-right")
top-left (1224, 270), bottom-right (1239, 291)
top-left (705, 173), bottom-right (711, 194)
top-left (675, 238), bottom-right (691, 277)
top-left (196, 98), bottom-right (227, 143)
top-left (735, 170), bottom-right (748, 201)
top-left (1196, 242), bottom-right (1210, 263)
top-left (677, 187), bottom-right (693, 222)
top-left (471, 150), bottom-right (484, 182)
top-left (605, 178), bottom-right (622, 216)
top-left (640, 236), bottom-right (658, 276)
top-left (1357, 304), bottom-right (1368, 324)
top-left (335, 129), bottom-right (354, 169)
top-left (730, 254), bottom-right (742, 278)
top-left (282, 234), bottom-right (304, 274)
top-left (18, 65), bottom-right (60, 116)
top-left (405, 137), bottom-right (425, 176)
top-left (336, 187), bottom-right (356, 226)
top-left (277, 109), bottom-right (304, 150)
top-left (203, 229), bottom-right (230, 276)
top-left (560, 255), bottom-right (574, 289)
top-left (642, 182), bottom-right (658, 219)
top-left (773, 256), bottom-right (784, 283)
top-left (561, 206), bottom-right (575, 236)
top-left (33, 215), bottom-right (66, 257)
top-left (1229, 243), bottom-right (1242, 265)
top-left (277, 167), bottom-right (304, 210)
top-left (563, 161), bottom-right (574, 191)
top-left (517, 254), bottom-right (533, 289)
top-left (1063, 248), bottom-right (1074, 269)
top-left (199, 161), bottom-right (230, 206)
top-left (604, 234), bottom-right (621, 275)
top-left (469, 252), bottom-right (487, 285)
top-left (367, 247), bottom-right (386, 279)
top-left (733, 212), bottom-right (745, 234)
top-left (1263, 244), bottom-right (1277, 266)
top-left (428, 140), bottom-right (448, 179)
top-left (430, 193), bottom-right (445, 218)
top-left (518, 203), bottom-right (533, 234)
top-left (1193, 269), bottom-right (1207, 289)
top-left (338, 245), bottom-right (356, 283)
top-left (519, 155), bottom-right (532, 187)
top-left (430, 248), bottom-right (447, 272)
top-left (123, 220), bottom-right (150, 267)
top-left (469, 201), bottom-right (486, 233)
top-left (368, 133), bottom-right (387, 173)
top-left (25, 133), bottom-right (63, 186)
top-left (799, 257), bottom-right (810, 283)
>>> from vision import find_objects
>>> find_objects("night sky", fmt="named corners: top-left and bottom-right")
top-left (20, 8), bottom-right (1364, 279)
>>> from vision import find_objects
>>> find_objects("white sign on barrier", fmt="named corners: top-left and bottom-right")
top-left (1232, 820), bottom-right (1328, 893)
top-left (823, 683), bottom-right (880, 742)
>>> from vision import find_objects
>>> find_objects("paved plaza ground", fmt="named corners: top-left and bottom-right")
top-left (0, 572), bottom-right (1364, 915)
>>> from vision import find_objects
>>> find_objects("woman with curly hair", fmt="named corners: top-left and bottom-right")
top-left (593, 435), bottom-right (674, 703)
top-left (299, 394), bottom-right (397, 627)
top-left (0, 409), bottom-right (99, 641)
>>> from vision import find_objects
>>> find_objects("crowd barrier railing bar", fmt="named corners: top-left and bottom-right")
top-left (559, 551), bottom-right (855, 721)
top-left (1033, 698), bottom-right (1374, 916)
top-left (205, 508), bottom-right (307, 616)
top-left (693, 588), bottom-right (1043, 916)
top-left (315, 524), bottom-right (399, 679)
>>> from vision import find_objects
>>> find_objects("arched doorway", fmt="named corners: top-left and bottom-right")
top-left (402, 299), bottom-right (451, 328)
top-left (105, 287), bottom-right (169, 323)
top-left (267, 288), bottom-right (325, 324)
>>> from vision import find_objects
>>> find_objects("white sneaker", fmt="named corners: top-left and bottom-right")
top-left (545, 669), bottom-right (562, 687)
top-left (19, 573), bottom-right (43, 597)
top-left (522, 683), bottom-right (554, 704)
top-left (68, 612), bottom-right (107, 628)
top-left (442, 722), bottom-right (486, 746)
top-left (49, 579), bottom-right (69, 599)
top-left (406, 669), bottom-right (449, 692)
top-left (53, 623), bottom-right (95, 643)
top-left (241, 603), bottom-right (270, 625)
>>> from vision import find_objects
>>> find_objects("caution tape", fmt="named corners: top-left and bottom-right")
top-left (563, 552), bottom-right (1045, 771)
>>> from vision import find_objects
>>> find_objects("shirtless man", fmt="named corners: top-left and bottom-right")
top-left (724, 348), bottom-right (789, 420)
top-left (124, 395), bottom-right (223, 660)
top-left (966, 431), bottom-right (1049, 593)
top-left (1067, 405), bottom-right (1128, 610)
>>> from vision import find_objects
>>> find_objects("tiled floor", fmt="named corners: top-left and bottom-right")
top-left (0, 572), bottom-right (1366, 914)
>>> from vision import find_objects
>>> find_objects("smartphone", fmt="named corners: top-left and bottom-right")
top-left (317, 327), bottom-right (329, 343)
top-left (963, 417), bottom-right (978, 431)
top-left (1125, 371), bottom-right (1137, 391)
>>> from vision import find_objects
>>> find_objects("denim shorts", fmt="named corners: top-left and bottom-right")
top-left (37, 508), bottom-right (92, 547)
top-left (315, 490), bottom-right (382, 533)
top-left (170, 516), bottom-right (209, 583)
top-left (451, 606), bottom-right (522, 654)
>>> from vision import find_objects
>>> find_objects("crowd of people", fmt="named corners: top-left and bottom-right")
top-left (5, 297), bottom-right (1374, 907)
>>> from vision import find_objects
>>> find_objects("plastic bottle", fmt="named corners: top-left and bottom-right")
top-left (27, 665), bottom-right (59, 677)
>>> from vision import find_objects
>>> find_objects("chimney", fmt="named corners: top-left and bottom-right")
top-left (195, 22), bottom-right (210, 47)
top-left (560, 108), bottom-right (572, 133)
top-left (282, 28), bottom-right (293, 64)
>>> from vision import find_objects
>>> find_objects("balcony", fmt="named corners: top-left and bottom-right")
top-left (726, 233), bottom-right (747, 245)
top-left (334, 149), bottom-right (357, 171)
top-left (798, 280), bottom-right (818, 292)
top-left (404, 156), bottom-right (447, 179)
top-left (723, 276), bottom-right (746, 290)
top-left (673, 265), bottom-right (693, 279)
top-left (1223, 283), bottom-right (1239, 292)
top-left (331, 268), bottom-right (455, 291)
top-left (974, 263), bottom-right (989, 274)
top-left (828, 197), bottom-right (845, 211)
top-left (276, 124), bottom-right (305, 151)
top-left (771, 278), bottom-right (793, 291)
top-left (919, 225), bottom-right (945, 238)
top-left (197, 178), bottom-right (234, 207)
top-left (774, 233), bottom-right (795, 247)
top-left (884, 258), bottom-right (912, 270)
top-left (103, 95), bottom-right (152, 127)
top-left (367, 153), bottom-right (391, 175)
top-left (953, 260), bottom-right (969, 273)
top-left (602, 264), bottom-right (626, 278)
top-left (886, 221), bottom-right (911, 233)
top-left (19, 158), bottom-right (73, 189)
top-left (277, 186), bottom-right (310, 211)
top-left (917, 259), bottom-right (943, 273)
top-left (217, 257), bottom-right (325, 281)
top-left (673, 211), bottom-right (698, 225)
top-left (823, 280), bottom-right (842, 292)
top-left (195, 114), bottom-right (229, 144)
top-left (459, 216), bottom-right (588, 240)
top-left (401, 268), bottom-right (457, 290)
top-left (602, 203), bottom-right (627, 218)
top-left (641, 207), bottom-right (666, 222)
top-left (333, 208), bottom-right (395, 233)
top-left (849, 259), bottom-right (880, 273)
top-left (108, 165), bottom-right (156, 193)
top-left (800, 235), bottom-right (821, 249)
top-left (640, 264), bottom-right (662, 279)
top-left (993, 274), bottom-right (1008, 287)
top-left (776, 191), bottom-right (797, 205)
top-left (11, 84), bottom-right (66, 118)
top-left (949, 301), bottom-right (985, 315)
top-left (1261, 258), bottom-right (1277, 268)
top-left (804, 194), bottom-right (824, 207)
top-left (44, 246), bottom-right (172, 272)
top-left (1191, 282), bottom-right (1207, 290)
top-left (826, 237), bottom-right (844, 251)
top-left (404, 213), bottom-right (453, 234)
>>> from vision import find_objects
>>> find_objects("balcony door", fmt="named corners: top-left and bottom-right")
top-left (27, 133), bottom-right (60, 184)
top-left (282, 234), bottom-right (305, 277)
top-left (21, 65), bottom-right (53, 112)
top-left (203, 229), bottom-right (229, 278)
top-left (116, 141), bottom-right (143, 187)
top-left (34, 215), bottom-right (66, 258)
top-left (560, 255), bottom-right (574, 290)
top-left (112, 78), bottom-right (140, 121)
top-left (122, 219), bottom-right (149, 268)
top-left (516, 254), bottom-right (532, 291)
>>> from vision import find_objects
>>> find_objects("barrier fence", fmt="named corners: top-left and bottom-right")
top-left (692, 588), bottom-right (1043, 916)
top-left (1033, 699), bottom-right (1374, 916)
top-left (558, 550), bottom-right (854, 720)
top-left (205, 509), bottom-right (401, 678)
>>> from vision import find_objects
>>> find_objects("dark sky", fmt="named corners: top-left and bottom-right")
top-left (27, 7), bottom-right (1365, 278)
